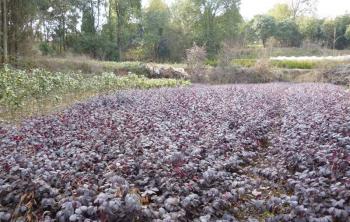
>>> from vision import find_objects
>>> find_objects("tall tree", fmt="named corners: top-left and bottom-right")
top-left (268, 3), bottom-right (293, 21)
top-left (170, 0), bottom-right (200, 37)
top-left (144, 0), bottom-right (170, 61)
top-left (195, 0), bottom-right (241, 57)
top-left (275, 20), bottom-right (302, 47)
top-left (289, 0), bottom-right (317, 19)
top-left (81, 1), bottom-right (96, 34)
top-left (2, 0), bottom-right (8, 63)
top-left (169, 0), bottom-right (200, 61)
top-left (251, 15), bottom-right (277, 47)
top-left (298, 17), bottom-right (323, 43)
top-left (114, 0), bottom-right (141, 61)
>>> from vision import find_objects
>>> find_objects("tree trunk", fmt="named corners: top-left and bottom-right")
top-left (116, 5), bottom-right (123, 61)
top-left (3, 0), bottom-right (8, 63)
top-left (63, 16), bottom-right (66, 51)
top-left (0, 0), bottom-right (3, 61)
top-left (13, 0), bottom-right (18, 60)
top-left (117, 19), bottom-right (122, 61)
top-left (108, 0), bottom-right (113, 41)
top-left (97, 0), bottom-right (100, 29)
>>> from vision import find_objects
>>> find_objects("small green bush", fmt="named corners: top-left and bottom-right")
top-left (39, 42), bottom-right (55, 56)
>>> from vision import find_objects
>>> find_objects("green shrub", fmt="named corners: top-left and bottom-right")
top-left (205, 59), bottom-right (218, 67)
top-left (39, 42), bottom-right (55, 56)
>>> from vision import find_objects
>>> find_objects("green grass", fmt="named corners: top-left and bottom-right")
top-left (232, 59), bottom-right (257, 68)
top-left (271, 60), bottom-right (318, 69)
top-left (205, 59), bottom-right (219, 67)
top-left (232, 59), bottom-right (331, 69)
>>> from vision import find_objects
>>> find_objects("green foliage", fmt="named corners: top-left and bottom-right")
top-left (73, 34), bottom-right (117, 60)
top-left (194, 0), bottom-right (242, 57)
top-left (321, 19), bottom-right (336, 48)
top-left (232, 59), bottom-right (318, 69)
top-left (346, 25), bottom-right (350, 40)
top-left (143, 0), bottom-right (171, 61)
top-left (275, 20), bottom-right (302, 47)
top-left (232, 59), bottom-right (257, 67)
top-left (114, 0), bottom-right (142, 60)
top-left (321, 15), bottom-right (350, 49)
top-left (0, 67), bottom-right (190, 112)
top-left (81, 5), bottom-right (96, 34)
top-left (298, 17), bottom-right (324, 42)
top-left (251, 15), bottom-right (277, 47)
top-left (333, 15), bottom-right (350, 49)
top-left (3, 0), bottom-right (350, 64)
top-left (205, 59), bottom-right (218, 67)
top-left (268, 3), bottom-right (293, 21)
top-left (39, 42), bottom-right (55, 56)
top-left (271, 60), bottom-right (317, 69)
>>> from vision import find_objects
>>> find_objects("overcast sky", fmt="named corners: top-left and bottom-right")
top-left (142, 0), bottom-right (350, 19)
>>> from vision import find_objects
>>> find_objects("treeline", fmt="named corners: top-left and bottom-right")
top-left (0, 0), bottom-right (242, 62)
top-left (0, 0), bottom-right (349, 64)
top-left (248, 3), bottom-right (350, 49)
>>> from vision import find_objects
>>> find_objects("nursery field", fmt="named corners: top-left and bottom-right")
top-left (0, 83), bottom-right (350, 221)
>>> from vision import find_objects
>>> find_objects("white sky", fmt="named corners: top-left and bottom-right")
top-left (142, 0), bottom-right (350, 19)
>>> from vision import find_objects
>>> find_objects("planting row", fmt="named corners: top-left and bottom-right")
top-left (0, 67), bottom-right (189, 120)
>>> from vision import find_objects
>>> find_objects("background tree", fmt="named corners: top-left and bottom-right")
top-left (321, 19), bottom-right (336, 48)
top-left (114, 0), bottom-right (141, 61)
top-left (195, 0), bottom-right (242, 58)
top-left (289, 0), bottom-right (317, 20)
top-left (168, 0), bottom-right (200, 61)
top-left (251, 15), bottom-right (277, 47)
top-left (333, 15), bottom-right (350, 49)
top-left (268, 3), bottom-right (293, 21)
top-left (298, 17), bottom-right (323, 44)
top-left (2, 0), bottom-right (8, 63)
top-left (81, 1), bottom-right (96, 35)
top-left (0, 0), bottom-right (349, 65)
top-left (345, 25), bottom-right (350, 40)
top-left (143, 0), bottom-right (170, 61)
top-left (275, 19), bottom-right (302, 47)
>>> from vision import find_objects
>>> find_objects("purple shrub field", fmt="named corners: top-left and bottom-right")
top-left (0, 83), bottom-right (350, 221)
